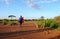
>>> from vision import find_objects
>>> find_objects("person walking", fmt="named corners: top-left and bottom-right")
top-left (18, 16), bottom-right (24, 26)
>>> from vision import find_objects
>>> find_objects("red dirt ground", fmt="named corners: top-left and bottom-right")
top-left (0, 21), bottom-right (60, 39)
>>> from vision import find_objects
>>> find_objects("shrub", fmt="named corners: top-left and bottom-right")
top-left (37, 21), bottom-right (45, 28)
top-left (9, 22), bottom-right (13, 26)
top-left (45, 22), bottom-right (49, 27)
top-left (45, 21), bottom-right (51, 27)
top-left (9, 21), bottom-right (17, 26)
top-left (38, 24), bottom-right (41, 28)
top-left (0, 21), bottom-right (3, 24)
top-left (50, 22), bottom-right (58, 29)
top-left (2, 19), bottom-right (8, 25)
top-left (3, 21), bottom-right (7, 25)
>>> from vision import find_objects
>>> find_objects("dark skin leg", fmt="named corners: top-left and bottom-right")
top-left (20, 22), bottom-right (22, 27)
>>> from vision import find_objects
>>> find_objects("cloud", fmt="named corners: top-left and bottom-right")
top-left (5, 0), bottom-right (10, 5)
top-left (28, 2), bottom-right (41, 9)
top-left (22, 0), bottom-right (59, 9)
top-left (22, 0), bottom-right (41, 9)
top-left (40, 0), bottom-right (51, 3)
top-left (39, 0), bottom-right (59, 3)
top-left (35, 0), bottom-right (59, 3)
top-left (0, 0), bottom-right (4, 2)
top-left (0, 0), bottom-right (11, 5)
top-left (52, 0), bottom-right (58, 2)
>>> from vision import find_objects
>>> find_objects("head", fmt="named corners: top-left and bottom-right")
top-left (20, 16), bottom-right (24, 18)
top-left (20, 16), bottom-right (22, 17)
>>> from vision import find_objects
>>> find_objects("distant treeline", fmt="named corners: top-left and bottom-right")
top-left (0, 19), bottom-right (40, 21)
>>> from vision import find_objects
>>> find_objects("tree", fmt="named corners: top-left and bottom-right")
top-left (40, 16), bottom-right (44, 20)
top-left (8, 15), bottom-right (16, 26)
top-left (40, 16), bottom-right (45, 28)
top-left (54, 16), bottom-right (60, 29)
top-left (8, 15), bottom-right (16, 21)
top-left (54, 16), bottom-right (60, 23)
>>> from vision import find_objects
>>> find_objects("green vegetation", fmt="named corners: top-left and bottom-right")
top-left (8, 15), bottom-right (17, 26)
top-left (0, 15), bottom-right (60, 30)
top-left (37, 16), bottom-right (60, 30)
top-left (0, 19), bottom-right (9, 25)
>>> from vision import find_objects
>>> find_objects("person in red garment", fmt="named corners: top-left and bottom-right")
top-left (18, 16), bottom-right (24, 26)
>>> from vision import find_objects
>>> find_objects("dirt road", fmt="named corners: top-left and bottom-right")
top-left (0, 21), bottom-right (60, 39)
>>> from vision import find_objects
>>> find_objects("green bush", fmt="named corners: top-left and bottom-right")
top-left (2, 19), bottom-right (8, 25)
top-left (3, 21), bottom-right (7, 25)
top-left (9, 21), bottom-right (17, 26)
top-left (45, 21), bottom-right (51, 27)
top-left (38, 24), bottom-right (41, 28)
top-left (45, 19), bottom-right (53, 27)
top-left (9, 21), bottom-right (12, 26)
top-left (50, 22), bottom-right (58, 29)
top-left (37, 21), bottom-right (45, 28)
top-left (0, 21), bottom-right (3, 24)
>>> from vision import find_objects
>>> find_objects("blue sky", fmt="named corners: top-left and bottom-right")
top-left (0, 0), bottom-right (60, 19)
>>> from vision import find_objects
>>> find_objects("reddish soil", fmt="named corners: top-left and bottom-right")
top-left (0, 21), bottom-right (60, 39)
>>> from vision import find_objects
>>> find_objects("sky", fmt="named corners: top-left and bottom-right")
top-left (0, 0), bottom-right (60, 19)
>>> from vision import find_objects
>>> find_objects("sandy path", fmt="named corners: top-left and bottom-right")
top-left (0, 21), bottom-right (38, 33)
top-left (0, 21), bottom-right (60, 39)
